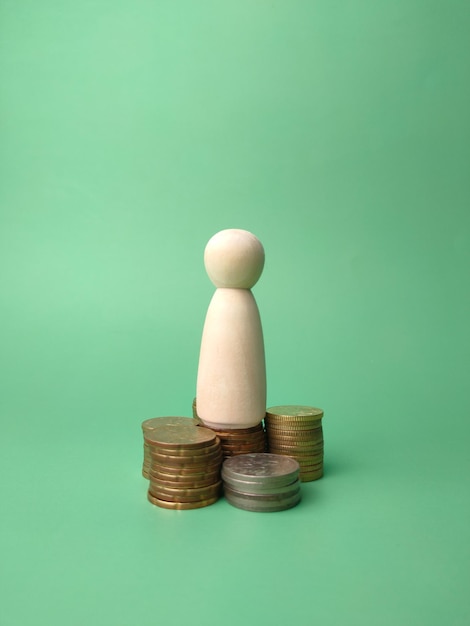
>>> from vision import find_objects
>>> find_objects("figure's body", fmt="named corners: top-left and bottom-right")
top-left (196, 229), bottom-right (266, 429)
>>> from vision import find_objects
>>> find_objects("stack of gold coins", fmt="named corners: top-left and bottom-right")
top-left (222, 453), bottom-right (301, 512)
top-left (144, 418), bottom-right (223, 509)
top-left (141, 416), bottom-right (199, 479)
top-left (192, 398), bottom-right (266, 459)
top-left (265, 405), bottom-right (324, 482)
top-left (206, 423), bottom-right (267, 459)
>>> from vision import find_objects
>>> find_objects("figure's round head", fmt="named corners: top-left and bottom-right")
top-left (204, 229), bottom-right (265, 288)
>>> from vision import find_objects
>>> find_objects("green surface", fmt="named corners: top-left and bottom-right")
top-left (1, 1), bottom-right (469, 625)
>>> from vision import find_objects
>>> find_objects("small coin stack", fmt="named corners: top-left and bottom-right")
top-left (192, 397), bottom-right (267, 459)
top-left (141, 416), bottom-right (199, 479)
top-left (265, 405), bottom-right (325, 482)
top-left (143, 418), bottom-right (223, 509)
top-left (221, 453), bottom-right (301, 512)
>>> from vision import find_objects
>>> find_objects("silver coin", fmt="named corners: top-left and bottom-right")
top-left (224, 484), bottom-right (300, 502)
top-left (225, 488), bottom-right (301, 512)
top-left (222, 476), bottom-right (300, 495)
top-left (222, 453), bottom-right (300, 485)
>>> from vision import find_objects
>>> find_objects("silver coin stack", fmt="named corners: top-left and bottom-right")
top-left (221, 453), bottom-right (301, 512)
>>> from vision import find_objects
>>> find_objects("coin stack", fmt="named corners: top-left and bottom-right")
top-left (221, 453), bottom-right (301, 512)
top-left (143, 418), bottom-right (223, 509)
top-left (141, 416), bottom-right (199, 479)
top-left (192, 398), bottom-right (267, 459)
top-left (265, 405), bottom-right (324, 482)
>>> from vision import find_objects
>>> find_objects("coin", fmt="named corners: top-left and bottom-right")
top-left (147, 441), bottom-right (221, 457)
top-left (221, 442), bottom-right (266, 453)
top-left (142, 416), bottom-right (198, 432)
top-left (224, 488), bottom-right (301, 512)
top-left (266, 405), bottom-right (324, 419)
top-left (145, 421), bottom-right (217, 449)
top-left (149, 471), bottom-right (221, 487)
top-left (266, 423), bottom-right (323, 434)
top-left (222, 453), bottom-right (300, 485)
top-left (300, 469), bottom-right (323, 482)
top-left (267, 435), bottom-right (324, 445)
top-left (149, 449), bottom-right (223, 466)
top-left (151, 459), bottom-right (223, 476)
top-left (147, 491), bottom-right (219, 509)
top-left (266, 423), bottom-right (323, 433)
top-left (270, 453), bottom-right (324, 465)
top-left (265, 419), bottom-right (322, 429)
top-left (150, 474), bottom-right (220, 489)
top-left (266, 439), bottom-right (323, 448)
top-left (150, 479), bottom-right (222, 496)
top-left (218, 437), bottom-right (266, 445)
top-left (299, 461), bottom-right (324, 469)
top-left (222, 477), bottom-right (301, 496)
top-left (267, 429), bottom-right (323, 438)
top-left (267, 445), bottom-right (323, 454)
top-left (300, 465), bottom-right (324, 475)
top-left (224, 483), bottom-right (300, 500)
top-left (267, 436), bottom-right (323, 446)
top-left (149, 481), bottom-right (222, 502)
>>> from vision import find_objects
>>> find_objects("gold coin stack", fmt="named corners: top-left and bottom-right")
top-left (144, 418), bottom-right (223, 509)
top-left (192, 398), bottom-right (266, 459)
top-left (265, 405), bottom-right (324, 482)
top-left (141, 416), bottom-right (199, 479)
top-left (206, 423), bottom-right (267, 459)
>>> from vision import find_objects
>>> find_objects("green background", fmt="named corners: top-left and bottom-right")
top-left (1, 1), bottom-right (469, 624)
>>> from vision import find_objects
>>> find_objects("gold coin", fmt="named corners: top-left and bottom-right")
top-left (222, 441), bottom-right (266, 454)
top-left (266, 405), bottom-right (324, 419)
top-left (266, 426), bottom-right (323, 439)
top-left (267, 438), bottom-right (323, 448)
top-left (147, 441), bottom-right (221, 457)
top-left (266, 413), bottom-right (322, 422)
top-left (289, 459), bottom-right (324, 469)
top-left (267, 444), bottom-right (324, 454)
top-left (149, 449), bottom-right (223, 467)
top-left (144, 420), bottom-right (217, 449)
top-left (269, 448), bottom-right (323, 460)
top-left (149, 474), bottom-right (220, 489)
top-left (265, 419), bottom-right (322, 430)
top-left (149, 481), bottom-right (222, 502)
top-left (267, 433), bottom-right (323, 443)
top-left (217, 432), bottom-right (266, 442)
top-left (300, 471), bottom-right (323, 482)
top-left (220, 433), bottom-right (266, 446)
top-left (222, 441), bottom-right (266, 453)
top-left (147, 491), bottom-right (219, 509)
top-left (149, 468), bottom-right (221, 484)
top-left (221, 440), bottom-right (266, 450)
top-left (150, 460), bottom-right (223, 476)
top-left (268, 435), bottom-right (322, 444)
top-left (267, 438), bottom-right (323, 447)
top-left (142, 416), bottom-right (198, 432)
top-left (300, 464), bottom-right (324, 473)
top-left (266, 419), bottom-right (322, 428)
top-left (222, 449), bottom-right (267, 457)
top-left (264, 417), bottom-right (323, 429)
